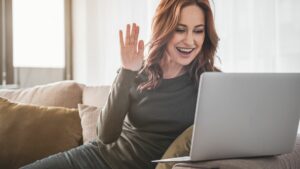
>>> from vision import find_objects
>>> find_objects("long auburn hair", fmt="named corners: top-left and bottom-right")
top-left (138, 0), bottom-right (219, 91)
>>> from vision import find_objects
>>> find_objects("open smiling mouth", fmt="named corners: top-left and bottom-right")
top-left (176, 47), bottom-right (195, 55)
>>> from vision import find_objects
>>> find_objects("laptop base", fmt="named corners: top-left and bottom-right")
top-left (152, 156), bottom-right (191, 163)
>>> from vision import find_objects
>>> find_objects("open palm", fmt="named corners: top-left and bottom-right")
top-left (119, 23), bottom-right (144, 71)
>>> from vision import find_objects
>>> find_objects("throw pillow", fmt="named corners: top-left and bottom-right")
top-left (0, 97), bottom-right (82, 169)
top-left (78, 104), bottom-right (102, 144)
top-left (155, 125), bottom-right (193, 169)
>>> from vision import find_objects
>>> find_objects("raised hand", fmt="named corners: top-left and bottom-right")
top-left (119, 23), bottom-right (144, 71)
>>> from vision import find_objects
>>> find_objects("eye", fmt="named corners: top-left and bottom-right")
top-left (175, 28), bottom-right (185, 33)
top-left (194, 29), bottom-right (204, 34)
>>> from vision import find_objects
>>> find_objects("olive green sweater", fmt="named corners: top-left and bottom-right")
top-left (96, 68), bottom-right (198, 169)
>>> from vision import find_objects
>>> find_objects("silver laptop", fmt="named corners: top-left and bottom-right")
top-left (153, 73), bottom-right (300, 163)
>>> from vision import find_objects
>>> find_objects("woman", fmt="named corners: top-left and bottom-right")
top-left (21, 0), bottom-right (219, 169)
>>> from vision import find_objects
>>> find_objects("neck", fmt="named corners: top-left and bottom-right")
top-left (160, 54), bottom-right (185, 79)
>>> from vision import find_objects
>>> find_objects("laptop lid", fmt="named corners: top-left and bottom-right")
top-left (190, 73), bottom-right (300, 161)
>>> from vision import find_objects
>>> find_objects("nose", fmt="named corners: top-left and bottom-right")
top-left (183, 31), bottom-right (195, 46)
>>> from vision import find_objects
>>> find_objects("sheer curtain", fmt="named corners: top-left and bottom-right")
top-left (73, 0), bottom-right (159, 85)
top-left (73, 0), bottom-right (300, 85)
top-left (213, 0), bottom-right (300, 73)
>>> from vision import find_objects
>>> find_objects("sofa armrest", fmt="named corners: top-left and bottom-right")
top-left (173, 135), bottom-right (300, 169)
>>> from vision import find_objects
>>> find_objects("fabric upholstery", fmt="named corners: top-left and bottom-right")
top-left (172, 135), bottom-right (300, 169)
top-left (78, 104), bottom-right (102, 144)
top-left (156, 126), bottom-right (193, 169)
top-left (0, 97), bottom-right (82, 169)
top-left (0, 81), bottom-right (84, 108)
top-left (82, 86), bottom-right (110, 107)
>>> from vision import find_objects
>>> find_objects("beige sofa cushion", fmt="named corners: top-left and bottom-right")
top-left (0, 81), bottom-right (84, 108)
top-left (82, 86), bottom-right (110, 107)
top-left (80, 86), bottom-right (110, 144)
top-left (78, 104), bottom-right (102, 144)
top-left (0, 97), bottom-right (82, 169)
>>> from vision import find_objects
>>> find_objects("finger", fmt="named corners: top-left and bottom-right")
top-left (137, 40), bottom-right (144, 58)
top-left (130, 23), bottom-right (136, 45)
top-left (125, 24), bottom-right (130, 45)
top-left (133, 25), bottom-right (139, 48)
top-left (119, 30), bottom-right (124, 49)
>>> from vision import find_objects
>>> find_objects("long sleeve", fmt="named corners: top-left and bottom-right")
top-left (96, 68), bottom-right (138, 144)
top-left (96, 71), bottom-right (197, 169)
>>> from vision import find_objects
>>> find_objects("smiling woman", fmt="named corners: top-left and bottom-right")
top-left (162, 5), bottom-right (206, 79)
top-left (20, 0), bottom-right (220, 169)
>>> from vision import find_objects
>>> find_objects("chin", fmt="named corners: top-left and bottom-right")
top-left (177, 59), bottom-right (195, 66)
top-left (177, 54), bottom-right (198, 65)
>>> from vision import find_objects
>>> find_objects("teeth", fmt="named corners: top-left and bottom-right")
top-left (177, 47), bottom-right (194, 53)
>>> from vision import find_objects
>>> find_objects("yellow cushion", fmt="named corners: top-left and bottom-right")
top-left (0, 97), bottom-right (82, 169)
top-left (156, 125), bottom-right (193, 169)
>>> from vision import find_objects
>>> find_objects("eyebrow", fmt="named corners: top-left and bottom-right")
top-left (178, 23), bottom-right (205, 28)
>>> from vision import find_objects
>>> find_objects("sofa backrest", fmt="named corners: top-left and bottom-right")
top-left (0, 81), bottom-right (84, 108)
top-left (82, 86), bottom-right (111, 107)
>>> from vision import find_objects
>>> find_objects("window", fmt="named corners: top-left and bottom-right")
top-left (13, 0), bottom-right (65, 68)
top-left (1, 0), bottom-right (72, 88)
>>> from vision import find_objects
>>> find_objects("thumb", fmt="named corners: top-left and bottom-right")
top-left (137, 40), bottom-right (144, 57)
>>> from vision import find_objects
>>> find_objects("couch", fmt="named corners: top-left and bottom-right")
top-left (0, 81), bottom-right (299, 169)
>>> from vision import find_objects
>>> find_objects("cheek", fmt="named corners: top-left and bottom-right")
top-left (194, 36), bottom-right (205, 56)
top-left (196, 34), bottom-right (205, 47)
top-left (193, 42), bottom-right (204, 58)
top-left (167, 36), bottom-right (182, 53)
top-left (170, 34), bottom-right (185, 45)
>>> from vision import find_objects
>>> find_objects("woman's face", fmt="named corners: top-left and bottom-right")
top-left (164, 4), bottom-right (206, 67)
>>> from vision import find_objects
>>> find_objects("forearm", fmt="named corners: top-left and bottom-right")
top-left (97, 68), bottom-right (137, 144)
